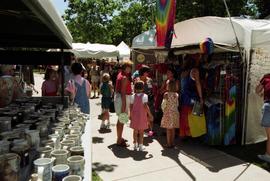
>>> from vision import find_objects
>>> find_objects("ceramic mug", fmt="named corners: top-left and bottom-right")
top-left (49, 134), bottom-right (61, 150)
top-left (61, 140), bottom-right (75, 151)
top-left (52, 164), bottom-right (70, 181)
top-left (51, 150), bottom-right (69, 165)
top-left (67, 155), bottom-right (85, 177)
top-left (34, 157), bottom-right (54, 181)
top-left (38, 146), bottom-right (53, 158)
top-left (63, 175), bottom-right (82, 181)
top-left (65, 135), bottom-right (80, 146)
top-left (42, 140), bottom-right (54, 148)
top-left (70, 146), bottom-right (84, 156)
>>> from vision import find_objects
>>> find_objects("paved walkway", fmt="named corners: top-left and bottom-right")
top-left (91, 98), bottom-right (270, 181)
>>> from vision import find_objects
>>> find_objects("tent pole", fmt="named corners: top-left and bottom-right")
top-left (61, 48), bottom-right (65, 104)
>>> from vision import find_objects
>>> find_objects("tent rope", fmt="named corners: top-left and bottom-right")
top-left (222, 0), bottom-right (243, 60)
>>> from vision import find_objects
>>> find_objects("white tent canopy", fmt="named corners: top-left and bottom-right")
top-left (117, 41), bottom-right (131, 59)
top-left (72, 42), bottom-right (119, 59)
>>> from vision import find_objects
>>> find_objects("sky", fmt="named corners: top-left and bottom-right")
top-left (51, 0), bottom-right (68, 16)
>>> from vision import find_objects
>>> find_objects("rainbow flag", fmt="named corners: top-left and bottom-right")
top-left (156, 0), bottom-right (176, 48)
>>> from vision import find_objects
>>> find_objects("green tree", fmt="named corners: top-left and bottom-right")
top-left (175, 0), bottom-right (253, 22)
top-left (63, 0), bottom-right (259, 45)
top-left (63, 0), bottom-right (121, 44)
top-left (253, 0), bottom-right (270, 18)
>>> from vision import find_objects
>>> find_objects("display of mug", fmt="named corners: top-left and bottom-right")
top-left (63, 175), bottom-right (82, 181)
top-left (51, 149), bottom-right (69, 165)
top-left (70, 146), bottom-right (84, 156)
top-left (42, 140), bottom-right (54, 148)
top-left (65, 135), bottom-right (80, 146)
top-left (25, 129), bottom-right (40, 149)
top-left (1, 153), bottom-right (20, 181)
top-left (38, 146), bottom-right (53, 158)
top-left (34, 158), bottom-right (54, 181)
top-left (67, 155), bottom-right (85, 177)
top-left (49, 134), bottom-right (61, 150)
top-left (60, 140), bottom-right (75, 151)
top-left (52, 164), bottom-right (70, 181)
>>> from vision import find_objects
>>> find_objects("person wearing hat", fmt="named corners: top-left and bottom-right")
top-left (0, 65), bottom-right (24, 108)
top-left (65, 62), bottom-right (91, 114)
top-left (114, 60), bottom-right (133, 147)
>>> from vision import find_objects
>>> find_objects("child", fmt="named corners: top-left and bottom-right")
top-left (161, 79), bottom-right (179, 148)
top-left (130, 81), bottom-right (152, 151)
top-left (41, 67), bottom-right (59, 96)
top-left (100, 73), bottom-right (113, 129)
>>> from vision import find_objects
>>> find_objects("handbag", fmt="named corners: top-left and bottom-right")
top-left (192, 101), bottom-right (203, 116)
top-left (118, 113), bottom-right (129, 124)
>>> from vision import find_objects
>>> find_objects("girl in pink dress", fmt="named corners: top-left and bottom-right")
top-left (161, 79), bottom-right (179, 148)
top-left (130, 81), bottom-right (152, 151)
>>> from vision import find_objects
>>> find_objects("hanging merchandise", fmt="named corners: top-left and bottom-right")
top-left (200, 38), bottom-right (214, 55)
top-left (156, 0), bottom-right (176, 48)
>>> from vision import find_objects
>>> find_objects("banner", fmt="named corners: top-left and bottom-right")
top-left (156, 0), bottom-right (176, 48)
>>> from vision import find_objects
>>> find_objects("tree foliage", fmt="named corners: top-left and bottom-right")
top-left (63, 0), bottom-right (267, 46)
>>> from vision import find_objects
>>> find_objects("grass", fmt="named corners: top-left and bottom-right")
top-left (92, 171), bottom-right (103, 181)
top-left (215, 141), bottom-right (270, 172)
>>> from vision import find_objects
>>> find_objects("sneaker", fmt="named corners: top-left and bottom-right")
top-left (138, 144), bottom-right (145, 151)
top-left (258, 154), bottom-right (270, 163)
top-left (133, 144), bottom-right (138, 151)
top-left (100, 123), bottom-right (105, 129)
top-left (106, 123), bottom-right (110, 129)
top-left (98, 114), bottom-right (102, 120)
top-left (148, 130), bottom-right (154, 137)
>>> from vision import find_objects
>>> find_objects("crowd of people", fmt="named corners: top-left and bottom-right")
top-left (1, 54), bottom-right (270, 162)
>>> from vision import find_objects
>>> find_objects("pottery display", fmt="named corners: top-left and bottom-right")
top-left (52, 164), bottom-right (70, 181)
top-left (51, 149), bottom-right (69, 165)
top-left (34, 158), bottom-right (54, 181)
top-left (67, 155), bottom-right (85, 177)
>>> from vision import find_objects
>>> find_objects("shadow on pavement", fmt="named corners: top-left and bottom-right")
top-left (98, 128), bottom-right (112, 134)
top-left (161, 147), bottom-right (196, 181)
top-left (92, 137), bottom-right (104, 144)
top-left (92, 162), bottom-right (117, 172)
top-left (152, 131), bottom-right (245, 174)
top-left (108, 144), bottom-right (154, 161)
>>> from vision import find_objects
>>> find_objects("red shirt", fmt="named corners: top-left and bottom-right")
top-left (116, 71), bottom-right (132, 95)
top-left (261, 74), bottom-right (270, 101)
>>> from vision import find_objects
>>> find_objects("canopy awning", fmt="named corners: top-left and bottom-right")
top-left (132, 16), bottom-right (270, 52)
top-left (0, 0), bottom-right (73, 49)
top-left (72, 42), bottom-right (119, 59)
top-left (117, 41), bottom-right (130, 58)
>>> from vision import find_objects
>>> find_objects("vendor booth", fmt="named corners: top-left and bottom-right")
top-left (132, 16), bottom-right (270, 145)
top-left (0, 1), bottom-right (91, 181)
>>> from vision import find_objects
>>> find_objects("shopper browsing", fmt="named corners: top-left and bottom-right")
top-left (130, 81), bottom-right (152, 151)
top-left (65, 63), bottom-right (91, 114)
top-left (41, 67), bottom-right (59, 96)
top-left (256, 74), bottom-right (270, 163)
top-left (100, 73), bottom-right (114, 129)
top-left (161, 79), bottom-right (180, 148)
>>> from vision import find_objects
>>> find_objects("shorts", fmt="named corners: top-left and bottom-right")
top-left (114, 93), bottom-right (131, 116)
top-left (91, 76), bottom-right (99, 83)
top-left (261, 103), bottom-right (270, 127)
top-left (102, 97), bottom-right (112, 109)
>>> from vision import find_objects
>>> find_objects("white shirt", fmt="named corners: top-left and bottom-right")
top-left (131, 93), bottom-right (148, 104)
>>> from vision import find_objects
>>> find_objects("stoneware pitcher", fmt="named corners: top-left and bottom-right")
top-left (34, 157), bottom-right (54, 181)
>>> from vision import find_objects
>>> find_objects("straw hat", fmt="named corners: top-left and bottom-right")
top-left (121, 60), bottom-right (133, 67)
